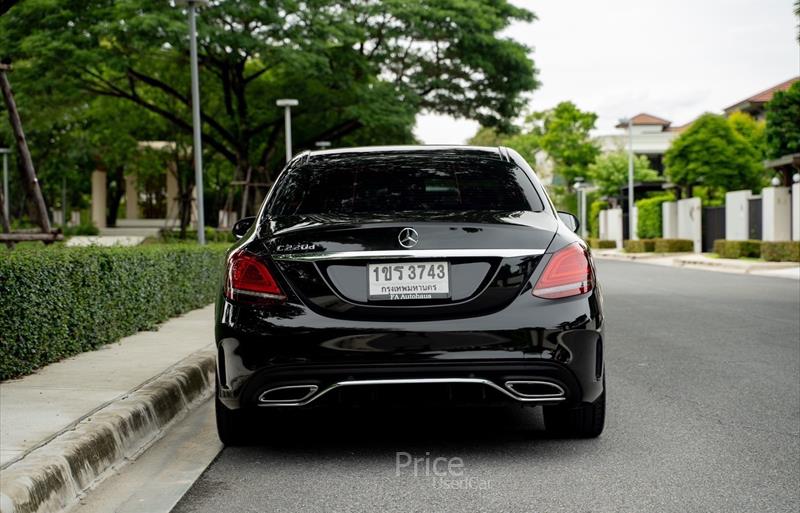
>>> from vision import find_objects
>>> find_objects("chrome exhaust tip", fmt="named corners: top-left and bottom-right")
top-left (504, 380), bottom-right (565, 399)
top-left (258, 384), bottom-right (319, 404)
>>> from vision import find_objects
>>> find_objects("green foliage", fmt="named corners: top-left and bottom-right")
top-left (587, 238), bottom-right (616, 249)
top-left (0, 0), bottom-right (539, 219)
top-left (765, 81), bottom-right (800, 159)
top-left (62, 223), bottom-right (100, 237)
top-left (0, 244), bottom-right (227, 380)
top-left (727, 111), bottom-right (767, 160)
top-left (623, 239), bottom-right (655, 253)
top-left (588, 151), bottom-right (661, 196)
top-left (713, 240), bottom-right (761, 259)
top-left (664, 113), bottom-right (763, 195)
top-left (761, 241), bottom-right (800, 262)
top-left (653, 239), bottom-right (693, 253)
top-left (588, 200), bottom-right (609, 238)
top-left (524, 102), bottom-right (599, 188)
top-left (636, 193), bottom-right (674, 239)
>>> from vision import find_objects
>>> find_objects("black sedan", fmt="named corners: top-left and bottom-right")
top-left (215, 146), bottom-right (604, 444)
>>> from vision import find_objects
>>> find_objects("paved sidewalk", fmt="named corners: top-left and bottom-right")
top-left (593, 249), bottom-right (800, 279)
top-left (0, 304), bottom-right (214, 467)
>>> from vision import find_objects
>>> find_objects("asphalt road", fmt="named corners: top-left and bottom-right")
top-left (171, 261), bottom-right (800, 513)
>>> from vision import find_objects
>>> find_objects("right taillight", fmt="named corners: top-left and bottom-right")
top-left (225, 249), bottom-right (286, 304)
top-left (532, 243), bottom-right (594, 300)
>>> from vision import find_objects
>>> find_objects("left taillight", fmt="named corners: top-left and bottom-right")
top-left (532, 242), bottom-right (594, 300)
top-left (224, 249), bottom-right (286, 304)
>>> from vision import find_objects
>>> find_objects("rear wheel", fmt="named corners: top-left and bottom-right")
top-left (215, 394), bottom-right (252, 446)
top-left (543, 388), bottom-right (605, 438)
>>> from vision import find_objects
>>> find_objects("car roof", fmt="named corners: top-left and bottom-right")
top-left (300, 145), bottom-right (508, 165)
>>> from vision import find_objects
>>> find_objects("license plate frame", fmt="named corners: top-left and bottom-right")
top-left (367, 261), bottom-right (451, 301)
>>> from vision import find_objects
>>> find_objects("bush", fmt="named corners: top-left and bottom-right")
top-left (636, 194), bottom-right (674, 239)
top-left (713, 240), bottom-right (761, 259)
top-left (589, 200), bottom-right (609, 239)
top-left (761, 241), bottom-right (800, 262)
top-left (624, 239), bottom-right (656, 253)
top-left (0, 244), bottom-right (228, 380)
top-left (587, 238), bottom-right (617, 249)
top-left (159, 227), bottom-right (236, 243)
top-left (62, 222), bottom-right (100, 236)
top-left (653, 238), bottom-right (694, 252)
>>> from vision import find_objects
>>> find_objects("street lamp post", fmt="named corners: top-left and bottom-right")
top-left (0, 148), bottom-right (9, 223)
top-left (276, 99), bottom-right (299, 163)
top-left (179, 0), bottom-right (209, 244)
top-left (574, 178), bottom-right (586, 239)
top-left (619, 117), bottom-right (635, 239)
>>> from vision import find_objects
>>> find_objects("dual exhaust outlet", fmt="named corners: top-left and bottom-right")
top-left (257, 379), bottom-right (565, 406)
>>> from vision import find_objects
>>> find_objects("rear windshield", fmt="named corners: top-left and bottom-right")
top-left (266, 153), bottom-right (544, 216)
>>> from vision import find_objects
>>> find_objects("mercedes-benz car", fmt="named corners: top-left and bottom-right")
top-left (215, 146), bottom-right (605, 444)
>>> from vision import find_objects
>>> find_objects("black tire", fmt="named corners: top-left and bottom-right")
top-left (543, 388), bottom-right (605, 438)
top-left (215, 394), bottom-right (252, 446)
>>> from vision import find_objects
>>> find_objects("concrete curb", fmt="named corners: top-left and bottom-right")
top-left (0, 350), bottom-right (216, 513)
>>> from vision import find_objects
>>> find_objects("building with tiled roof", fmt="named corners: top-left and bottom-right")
top-left (723, 77), bottom-right (799, 120)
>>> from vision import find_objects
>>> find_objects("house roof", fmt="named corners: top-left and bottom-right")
top-left (615, 113), bottom-right (672, 128)
top-left (724, 76), bottom-right (799, 113)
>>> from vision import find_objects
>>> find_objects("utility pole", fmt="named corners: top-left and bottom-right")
top-left (619, 117), bottom-right (636, 240)
top-left (0, 63), bottom-right (51, 234)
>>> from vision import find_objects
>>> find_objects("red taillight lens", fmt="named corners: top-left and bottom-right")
top-left (533, 243), bottom-right (594, 300)
top-left (225, 250), bottom-right (286, 303)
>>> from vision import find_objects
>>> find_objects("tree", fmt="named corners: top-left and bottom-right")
top-left (727, 111), bottom-right (767, 160)
top-left (664, 113), bottom-right (762, 197)
top-left (587, 151), bottom-right (661, 196)
top-left (0, 0), bottom-right (539, 216)
top-left (523, 101), bottom-right (599, 189)
top-left (765, 81), bottom-right (800, 159)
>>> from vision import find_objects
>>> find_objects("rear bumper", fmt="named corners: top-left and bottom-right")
top-left (215, 288), bottom-right (605, 409)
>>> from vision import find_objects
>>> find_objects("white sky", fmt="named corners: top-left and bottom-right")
top-left (413, 0), bottom-right (800, 143)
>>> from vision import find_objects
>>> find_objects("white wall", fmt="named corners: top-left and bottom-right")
top-left (607, 208), bottom-right (624, 249)
top-left (792, 183), bottom-right (799, 241)
top-left (630, 206), bottom-right (639, 240)
top-left (725, 190), bottom-right (752, 240)
top-left (91, 170), bottom-right (106, 229)
top-left (677, 197), bottom-right (702, 253)
top-left (599, 210), bottom-right (608, 240)
top-left (662, 201), bottom-right (678, 238)
top-left (762, 187), bottom-right (791, 241)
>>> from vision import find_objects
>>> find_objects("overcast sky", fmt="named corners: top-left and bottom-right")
top-left (413, 0), bottom-right (800, 143)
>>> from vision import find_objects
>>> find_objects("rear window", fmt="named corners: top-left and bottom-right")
top-left (266, 153), bottom-right (544, 216)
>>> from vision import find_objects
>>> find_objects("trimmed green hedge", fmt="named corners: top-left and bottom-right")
top-left (761, 241), bottom-right (800, 262)
top-left (713, 240), bottom-right (761, 259)
top-left (587, 238), bottom-right (617, 249)
top-left (636, 194), bottom-right (673, 239)
top-left (653, 238), bottom-right (694, 252)
top-left (624, 239), bottom-right (656, 253)
top-left (589, 200), bottom-right (609, 239)
top-left (0, 244), bottom-right (228, 380)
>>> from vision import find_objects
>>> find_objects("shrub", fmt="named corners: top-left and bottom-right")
top-left (653, 238), bottom-right (694, 252)
top-left (636, 194), bottom-right (674, 239)
top-left (62, 222), bottom-right (100, 236)
top-left (589, 200), bottom-right (609, 239)
top-left (0, 244), bottom-right (228, 380)
top-left (624, 239), bottom-right (656, 253)
top-left (587, 238), bottom-right (617, 249)
top-left (761, 241), bottom-right (800, 262)
top-left (713, 240), bottom-right (761, 259)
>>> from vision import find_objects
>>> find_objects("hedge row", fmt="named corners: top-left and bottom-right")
top-left (636, 194), bottom-right (674, 239)
top-left (760, 241), bottom-right (800, 262)
top-left (0, 244), bottom-right (228, 380)
top-left (623, 239), bottom-right (656, 253)
top-left (587, 238), bottom-right (617, 249)
top-left (158, 227), bottom-right (236, 243)
top-left (713, 240), bottom-right (761, 259)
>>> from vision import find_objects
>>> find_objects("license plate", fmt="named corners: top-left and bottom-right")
top-left (367, 261), bottom-right (450, 301)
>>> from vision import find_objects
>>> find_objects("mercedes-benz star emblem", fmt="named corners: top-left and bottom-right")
top-left (398, 227), bottom-right (419, 248)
